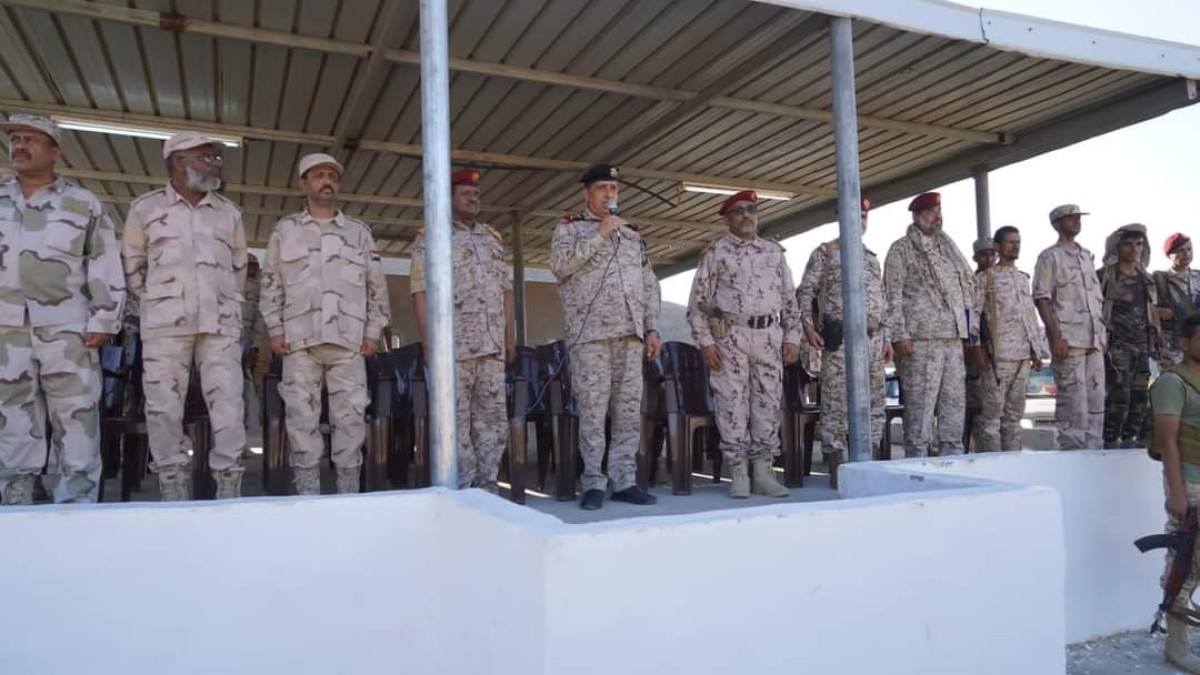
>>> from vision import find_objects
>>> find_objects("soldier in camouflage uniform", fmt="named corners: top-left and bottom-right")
top-left (241, 253), bottom-right (266, 435)
top-left (261, 153), bottom-right (389, 495)
top-left (795, 196), bottom-right (890, 487)
top-left (551, 163), bottom-right (661, 511)
top-left (883, 192), bottom-right (978, 458)
top-left (687, 190), bottom-right (800, 499)
top-left (410, 168), bottom-right (514, 493)
top-left (122, 131), bottom-right (248, 500)
top-left (0, 114), bottom-right (125, 505)
top-left (1033, 204), bottom-right (1107, 450)
top-left (965, 238), bottom-right (996, 450)
top-left (973, 227), bottom-right (1043, 451)
top-left (1098, 225), bottom-right (1160, 448)
top-left (1155, 233), bottom-right (1200, 367)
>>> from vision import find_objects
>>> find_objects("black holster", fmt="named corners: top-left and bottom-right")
top-left (822, 317), bottom-right (844, 352)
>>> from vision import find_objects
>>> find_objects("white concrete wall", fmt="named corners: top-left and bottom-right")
top-left (0, 474), bottom-right (1067, 675)
top-left (841, 450), bottom-right (1165, 643)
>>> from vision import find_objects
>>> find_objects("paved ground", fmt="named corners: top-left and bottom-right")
top-left (1068, 630), bottom-right (1192, 674)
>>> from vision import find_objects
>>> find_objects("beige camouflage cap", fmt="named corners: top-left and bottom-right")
top-left (162, 130), bottom-right (221, 159)
top-left (973, 238), bottom-right (995, 254)
top-left (1, 113), bottom-right (60, 145)
top-left (297, 152), bottom-right (344, 178)
top-left (1048, 204), bottom-right (1089, 224)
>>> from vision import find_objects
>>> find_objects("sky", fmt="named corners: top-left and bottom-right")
top-left (659, 0), bottom-right (1200, 305)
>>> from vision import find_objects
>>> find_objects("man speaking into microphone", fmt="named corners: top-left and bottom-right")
top-left (551, 163), bottom-right (662, 511)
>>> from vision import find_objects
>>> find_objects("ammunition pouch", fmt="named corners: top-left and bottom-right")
top-left (821, 317), bottom-right (843, 352)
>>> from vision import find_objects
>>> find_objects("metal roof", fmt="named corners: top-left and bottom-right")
top-left (0, 0), bottom-right (1196, 277)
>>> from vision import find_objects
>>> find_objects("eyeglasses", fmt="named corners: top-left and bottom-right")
top-left (725, 204), bottom-right (758, 217)
top-left (183, 153), bottom-right (224, 166)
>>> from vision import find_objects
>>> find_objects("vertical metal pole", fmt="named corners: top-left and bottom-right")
top-left (512, 215), bottom-right (527, 346)
top-left (419, 0), bottom-right (457, 488)
top-left (830, 16), bottom-right (872, 464)
top-left (973, 165), bottom-right (991, 241)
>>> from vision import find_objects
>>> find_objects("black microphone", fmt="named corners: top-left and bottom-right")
top-left (605, 199), bottom-right (619, 215)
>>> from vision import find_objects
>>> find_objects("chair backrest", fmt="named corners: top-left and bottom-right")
top-left (99, 343), bottom-right (125, 417)
top-left (642, 356), bottom-right (666, 418)
top-left (660, 341), bottom-right (714, 416)
top-left (535, 340), bottom-right (574, 414)
top-left (391, 341), bottom-right (426, 404)
top-left (508, 345), bottom-right (543, 417)
top-left (783, 361), bottom-right (818, 410)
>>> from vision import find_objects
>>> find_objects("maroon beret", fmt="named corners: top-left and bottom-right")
top-left (452, 168), bottom-right (480, 186)
top-left (719, 189), bottom-right (758, 216)
top-left (1165, 233), bottom-right (1191, 256)
top-left (908, 192), bottom-right (941, 212)
top-left (861, 196), bottom-right (871, 212)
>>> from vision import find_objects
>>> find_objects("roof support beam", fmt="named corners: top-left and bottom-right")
top-left (0, 0), bottom-right (1007, 145)
top-left (328, 0), bottom-right (404, 156)
top-left (0, 98), bottom-right (831, 197)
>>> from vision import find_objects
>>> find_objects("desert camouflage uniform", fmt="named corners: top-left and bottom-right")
top-left (122, 183), bottom-right (248, 477)
top-left (1099, 262), bottom-right (1159, 448)
top-left (884, 225), bottom-right (977, 457)
top-left (410, 218), bottom-right (509, 488)
top-left (1154, 267), bottom-right (1200, 366)
top-left (551, 209), bottom-right (660, 493)
top-left (687, 233), bottom-right (802, 461)
top-left (261, 210), bottom-right (388, 474)
top-left (974, 266), bottom-right (1041, 451)
top-left (795, 239), bottom-right (888, 458)
top-left (0, 175), bottom-right (125, 504)
top-left (1032, 242), bottom-right (1107, 450)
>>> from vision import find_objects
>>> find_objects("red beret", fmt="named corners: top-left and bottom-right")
top-left (719, 189), bottom-right (758, 216)
top-left (908, 192), bottom-right (941, 212)
top-left (1166, 233), bottom-right (1191, 256)
top-left (452, 169), bottom-right (480, 186)
top-left (861, 196), bottom-right (871, 212)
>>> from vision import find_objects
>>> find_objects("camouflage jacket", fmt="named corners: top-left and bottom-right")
top-left (0, 175), bottom-right (125, 333)
top-left (261, 209), bottom-right (389, 353)
top-left (686, 232), bottom-right (803, 348)
top-left (409, 219), bottom-right (510, 361)
top-left (550, 209), bottom-right (660, 345)
top-left (241, 273), bottom-right (267, 348)
top-left (979, 265), bottom-right (1041, 362)
top-left (883, 225), bottom-right (978, 342)
top-left (1099, 263), bottom-right (1160, 353)
top-left (795, 239), bottom-right (887, 339)
top-left (122, 183), bottom-right (247, 339)
top-left (1031, 242), bottom-right (1106, 351)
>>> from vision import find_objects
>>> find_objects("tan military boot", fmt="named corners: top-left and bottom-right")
top-left (293, 466), bottom-right (321, 496)
top-left (728, 458), bottom-right (750, 499)
top-left (825, 451), bottom-right (846, 490)
top-left (214, 467), bottom-right (244, 499)
top-left (751, 457), bottom-right (790, 498)
top-left (335, 467), bottom-right (360, 495)
top-left (1166, 614), bottom-right (1200, 673)
top-left (157, 465), bottom-right (191, 502)
top-left (2, 473), bottom-right (36, 505)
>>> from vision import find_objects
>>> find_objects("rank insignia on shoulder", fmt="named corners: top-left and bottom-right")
top-left (484, 224), bottom-right (503, 241)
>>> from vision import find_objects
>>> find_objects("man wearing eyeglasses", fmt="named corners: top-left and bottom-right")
top-left (795, 196), bottom-right (890, 487)
top-left (122, 131), bottom-right (249, 500)
top-left (0, 113), bottom-right (125, 505)
top-left (687, 190), bottom-right (801, 499)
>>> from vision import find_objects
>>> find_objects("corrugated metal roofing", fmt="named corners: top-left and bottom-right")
top-left (0, 0), bottom-right (1195, 275)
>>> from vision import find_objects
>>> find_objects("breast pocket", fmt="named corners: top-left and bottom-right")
top-left (147, 221), bottom-right (183, 267)
top-left (279, 237), bottom-right (313, 277)
top-left (43, 216), bottom-right (88, 259)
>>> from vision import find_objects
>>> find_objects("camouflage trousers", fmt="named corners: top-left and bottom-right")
top-left (143, 334), bottom-right (246, 472)
top-left (1103, 347), bottom-right (1151, 449)
top-left (0, 326), bottom-right (102, 503)
top-left (455, 354), bottom-right (507, 488)
top-left (1052, 348), bottom-right (1105, 450)
top-left (710, 325), bottom-right (783, 461)
top-left (1163, 478), bottom-right (1200, 612)
top-left (973, 360), bottom-right (1031, 451)
top-left (569, 336), bottom-right (642, 493)
top-left (279, 344), bottom-right (366, 470)
top-left (818, 334), bottom-right (886, 457)
top-left (896, 338), bottom-right (965, 457)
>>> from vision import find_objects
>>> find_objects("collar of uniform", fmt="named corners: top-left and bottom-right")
top-left (1, 173), bottom-right (68, 201)
top-left (723, 231), bottom-right (762, 249)
top-left (451, 218), bottom-right (474, 231)
top-left (165, 181), bottom-right (222, 209)
top-left (301, 208), bottom-right (344, 226)
top-left (582, 208), bottom-right (604, 221)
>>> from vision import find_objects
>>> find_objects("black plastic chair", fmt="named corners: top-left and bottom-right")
top-left (389, 342), bottom-right (430, 489)
top-left (781, 361), bottom-right (819, 487)
top-left (97, 335), bottom-right (150, 502)
top-left (261, 353), bottom-right (290, 495)
top-left (362, 352), bottom-right (394, 492)
top-left (660, 342), bottom-right (720, 495)
top-left (536, 341), bottom-right (579, 501)
top-left (637, 357), bottom-right (668, 491)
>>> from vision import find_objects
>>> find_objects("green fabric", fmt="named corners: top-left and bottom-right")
top-left (1149, 368), bottom-right (1200, 469)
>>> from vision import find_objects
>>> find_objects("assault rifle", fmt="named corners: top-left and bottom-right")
top-left (1135, 507), bottom-right (1200, 633)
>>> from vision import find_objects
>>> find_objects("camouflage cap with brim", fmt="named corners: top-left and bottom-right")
top-left (1048, 204), bottom-right (1089, 223)
top-left (1, 113), bottom-right (60, 145)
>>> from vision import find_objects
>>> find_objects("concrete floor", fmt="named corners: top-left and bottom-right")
top-left (1068, 630), bottom-right (1194, 674)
